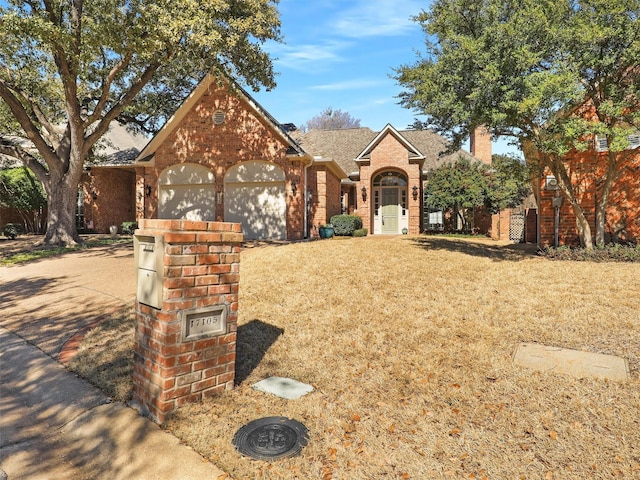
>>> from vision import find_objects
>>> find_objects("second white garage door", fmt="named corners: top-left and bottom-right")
top-left (224, 161), bottom-right (287, 240)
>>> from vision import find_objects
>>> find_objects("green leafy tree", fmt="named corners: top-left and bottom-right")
top-left (0, 0), bottom-right (281, 246)
top-left (0, 166), bottom-right (46, 232)
top-left (485, 154), bottom-right (532, 214)
top-left (301, 107), bottom-right (361, 132)
top-left (424, 156), bottom-right (489, 233)
top-left (396, 0), bottom-right (640, 248)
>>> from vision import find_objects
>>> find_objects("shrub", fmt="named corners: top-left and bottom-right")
top-left (120, 221), bottom-right (138, 235)
top-left (2, 223), bottom-right (24, 239)
top-left (329, 215), bottom-right (363, 236)
top-left (353, 228), bottom-right (368, 237)
top-left (540, 243), bottom-right (640, 262)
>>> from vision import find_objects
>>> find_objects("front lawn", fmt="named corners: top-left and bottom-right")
top-left (70, 236), bottom-right (640, 479)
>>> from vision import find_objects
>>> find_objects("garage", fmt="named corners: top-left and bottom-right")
top-left (158, 164), bottom-right (215, 221)
top-left (224, 161), bottom-right (286, 240)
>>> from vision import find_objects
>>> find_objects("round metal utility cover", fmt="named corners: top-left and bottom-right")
top-left (233, 416), bottom-right (309, 461)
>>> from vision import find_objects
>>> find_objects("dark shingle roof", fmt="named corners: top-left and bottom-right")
top-left (1, 123), bottom-right (149, 169)
top-left (292, 127), bottom-right (477, 176)
top-left (89, 122), bottom-right (150, 166)
top-left (291, 128), bottom-right (377, 175)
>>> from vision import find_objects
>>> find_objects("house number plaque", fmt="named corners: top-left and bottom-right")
top-left (181, 306), bottom-right (227, 342)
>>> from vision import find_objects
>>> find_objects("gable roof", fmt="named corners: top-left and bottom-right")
top-left (355, 124), bottom-right (425, 163)
top-left (90, 122), bottom-right (150, 166)
top-left (135, 72), bottom-right (306, 164)
top-left (291, 126), bottom-right (478, 178)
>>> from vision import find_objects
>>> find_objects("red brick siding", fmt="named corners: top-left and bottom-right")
top-left (81, 168), bottom-right (136, 233)
top-left (308, 166), bottom-right (327, 231)
top-left (326, 170), bottom-right (342, 222)
top-left (357, 134), bottom-right (422, 234)
top-left (141, 83), bottom-right (306, 240)
top-left (470, 126), bottom-right (492, 164)
top-left (538, 149), bottom-right (640, 246)
top-left (132, 219), bottom-right (242, 424)
top-left (307, 165), bottom-right (342, 234)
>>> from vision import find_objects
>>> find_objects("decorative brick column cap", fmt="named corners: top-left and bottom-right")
top-left (136, 219), bottom-right (243, 243)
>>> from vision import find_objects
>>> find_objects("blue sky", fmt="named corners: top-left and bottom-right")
top-left (252, 0), bottom-right (521, 157)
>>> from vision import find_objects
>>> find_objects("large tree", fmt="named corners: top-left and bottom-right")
top-left (301, 107), bottom-right (361, 132)
top-left (0, 166), bottom-right (46, 233)
top-left (0, 0), bottom-right (281, 246)
top-left (485, 154), bottom-right (532, 214)
top-left (424, 156), bottom-right (489, 233)
top-left (396, 0), bottom-right (640, 248)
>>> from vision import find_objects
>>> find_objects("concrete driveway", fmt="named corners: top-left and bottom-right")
top-left (0, 242), bottom-right (136, 358)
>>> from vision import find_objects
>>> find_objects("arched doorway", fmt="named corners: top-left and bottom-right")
top-left (372, 171), bottom-right (408, 235)
top-left (224, 161), bottom-right (286, 240)
top-left (158, 164), bottom-right (215, 220)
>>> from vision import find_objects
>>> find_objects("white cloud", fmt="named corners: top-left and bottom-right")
top-left (331, 0), bottom-right (423, 38)
top-left (309, 79), bottom-right (386, 91)
top-left (267, 41), bottom-right (350, 71)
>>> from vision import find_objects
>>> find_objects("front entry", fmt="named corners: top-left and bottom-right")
top-left (372, 171), bottom-right (409, 235)
top-left (381, 188), bottom-right (399, 233)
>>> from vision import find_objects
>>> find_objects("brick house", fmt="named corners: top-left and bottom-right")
top-left (78, 122), bottom-right (149, 233)
top-left (528, 131), bottom-right (640, 247)
top-left (76, 73), bottom-right (508, 240)
top-left (292, 125), bottom-right (487, 235)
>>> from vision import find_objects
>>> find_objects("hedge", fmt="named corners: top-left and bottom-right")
top-left (120, 221), bottom-right (138, 235)
top-left (2, 223), bottom-right (24, 239)
top-left (329, 214), bottom-right (363, 236)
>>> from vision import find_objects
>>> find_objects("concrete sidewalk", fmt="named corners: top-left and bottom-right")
top-left (0, 243), bottom-right (227, 479)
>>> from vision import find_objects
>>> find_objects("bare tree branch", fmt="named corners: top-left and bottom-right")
top-left (84, 60), bottom-right (162, 154)
top-left (0, 78), bottom-right (60, 168)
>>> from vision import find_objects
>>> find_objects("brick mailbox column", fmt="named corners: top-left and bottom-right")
top-left (132, 219), bottom-right (243, 424)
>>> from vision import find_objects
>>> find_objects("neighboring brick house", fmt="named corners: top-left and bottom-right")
top-left (75, 73), bottom-right (521, 240)
top-left (531, 134), bottom-right (640, 247)
top-left (78, 122), bottom-right (148, 233)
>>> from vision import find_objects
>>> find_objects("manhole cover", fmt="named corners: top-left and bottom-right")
top-left (233, 416), bottom-right (309, 461)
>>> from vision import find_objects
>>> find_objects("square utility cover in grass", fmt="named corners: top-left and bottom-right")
top-left (252, 376), bottom-right (314, 400)
top-left (514, 342), bottom-right (630, 381)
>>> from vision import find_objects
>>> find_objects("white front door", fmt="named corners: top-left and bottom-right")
top-left (381, 187), bottom-right (399, 234)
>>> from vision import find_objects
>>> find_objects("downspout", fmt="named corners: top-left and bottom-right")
top-left (304, 162), bottom-right (308, 239)
top-left (554, 188), bottom-right (560, 248)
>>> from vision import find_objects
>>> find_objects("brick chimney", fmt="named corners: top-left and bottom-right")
top-left (470, 126), bottom-right (492, 164)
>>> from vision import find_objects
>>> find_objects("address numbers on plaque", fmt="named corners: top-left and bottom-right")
top-left (181, 306), bottom-right (227, 342)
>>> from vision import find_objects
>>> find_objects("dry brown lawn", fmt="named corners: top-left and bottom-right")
top-left (70, 236), bottom-right (640, 479)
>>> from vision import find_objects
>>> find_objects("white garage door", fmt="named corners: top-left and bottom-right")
top-left (224, 162), bottom-right (286, 240)
top-left (158, 164), bottom-right (215, 221)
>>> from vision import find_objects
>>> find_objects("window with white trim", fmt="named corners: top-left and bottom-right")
top-left (595, 132), bottom-right (640, 152)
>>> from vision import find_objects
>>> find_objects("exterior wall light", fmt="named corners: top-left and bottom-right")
top-left (412, 185), bottom-right (419, 200)
top-left (145, 185), bottom-right (152, 197)
top-left (361, 186), bottom-right (367, 201)
top-left (291, 180), bottom-right (297, 196)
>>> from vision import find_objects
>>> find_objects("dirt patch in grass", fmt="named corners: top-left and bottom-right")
top-left (70, 236), bottom-right (640, 479)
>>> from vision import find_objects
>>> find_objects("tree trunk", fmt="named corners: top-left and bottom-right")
top-left (594, 150), bottom-right (619, 247)
top-left (42, 169), bottom-right (82, 246)
top-left (570, 199), bottom-right (594, 249)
